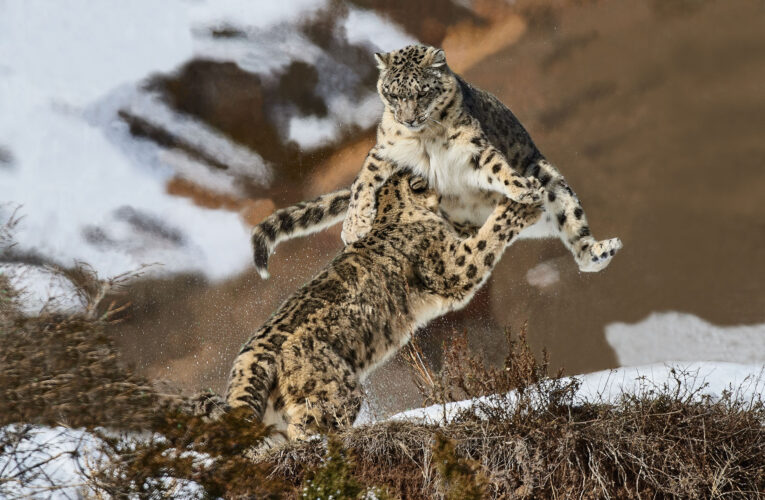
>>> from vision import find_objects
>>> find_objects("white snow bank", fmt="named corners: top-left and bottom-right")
top-left (606, 312), bottom-right (765, 366)
top-left (384, 362), bottom-right (765, 425)
top-left (0, 100), bottom-right (253, 281)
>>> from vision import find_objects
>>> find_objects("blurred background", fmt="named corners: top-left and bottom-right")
top-left (1, 0), bottom-right (763, 415)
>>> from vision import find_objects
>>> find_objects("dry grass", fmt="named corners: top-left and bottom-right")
top-left (263, 329), bottom-right (764, 499)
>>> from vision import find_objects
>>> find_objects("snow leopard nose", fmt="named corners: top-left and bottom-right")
top-left (398, 101), bottom-right (417, 124)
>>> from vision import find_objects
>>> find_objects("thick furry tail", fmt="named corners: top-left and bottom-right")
top-left (251, 188), bottom-right (351, 279)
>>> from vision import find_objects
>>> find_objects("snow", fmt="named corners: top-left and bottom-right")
top-left (0, 425), bottom-right (207, 499)
top-left (188, 0), bottom-right (325, 30)
top-left (606, 312), bottom-right (765, 366)
top-left (0, 1), bottom-right (419, 313)
top-left (0, 0), bottom-right (421, 313)
top-left (343, 6), bottom-right (418, 52)
top-left (525, 260), bottom-right (560, 288)
top-left (0, 1), bottom-right (276, 292)
top-left (0, 426), bottom-right (104, 499)
top-left (287, 93), bottom-right (383, 149)
top-left (0, 0), bottom-right (192, 108)
top-left (0, 263), bottom-right (83, 315)
top-left (384, 362), bottom-right (765, 425)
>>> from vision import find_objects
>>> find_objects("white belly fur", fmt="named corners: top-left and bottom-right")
top-left (385, 135), bottom-right (554, 238)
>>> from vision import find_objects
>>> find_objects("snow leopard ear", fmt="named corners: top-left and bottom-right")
top-left (429, 48), bottom-right (446, 68)
top-left (374, 52), bottom-right (390, 70)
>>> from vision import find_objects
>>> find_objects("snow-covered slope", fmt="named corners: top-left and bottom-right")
top-left (0, 1), bottom-right (415, 312)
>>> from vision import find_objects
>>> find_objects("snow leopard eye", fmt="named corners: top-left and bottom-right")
top-left (409, 176), bottom-right (428, 193)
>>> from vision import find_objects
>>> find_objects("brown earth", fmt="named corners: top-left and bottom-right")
top-left (111, 0), bottom-right (765, 415)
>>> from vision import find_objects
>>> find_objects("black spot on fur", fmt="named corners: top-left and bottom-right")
top-left (278, 212), bottom-right (294, 232)
top-left (260, 222), bottom-right (276, 240)
top-left (329, 194), bottom-right (350, 215)
top-left (466, 264), bottom-right (477, 279)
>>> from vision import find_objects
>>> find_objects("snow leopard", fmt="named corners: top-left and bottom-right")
top-left (228, 169), bottom-right (542, 440)
top-left (251, 44), bottom-right (621, 279)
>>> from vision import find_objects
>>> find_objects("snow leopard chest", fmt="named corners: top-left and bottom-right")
top-left (386, 135), bottom-right (478, 196)
top-left (385, 135), bottom-right (494, 224)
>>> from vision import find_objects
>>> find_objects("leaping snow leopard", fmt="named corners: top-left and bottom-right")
top-left (252, 44), bottom-right (621, 279)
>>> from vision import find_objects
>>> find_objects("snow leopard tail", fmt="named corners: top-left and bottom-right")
top-left (251, 188), bottom-right (351, 279)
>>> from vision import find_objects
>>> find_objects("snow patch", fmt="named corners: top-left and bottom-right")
top-left (0, 264), bottom-right (83, 315)
top-left (343, 6), bottom-right (418, 52)
top-left (187, 0), bottom-right (326, 31)
top-left (287, 93), bottom-right (382, 149)
top-left (0, 425), bottom-right (207, 498)
top-left (525, 261), bottom-right (560, 288)
top-left (0, 426), bottom-right (105, 498)
top-left (0, 0), bottom-right (192, 107)
top-left (606, 312), bottom-right (765, 366)
top-left (385, 362), bottom-right (765, 425)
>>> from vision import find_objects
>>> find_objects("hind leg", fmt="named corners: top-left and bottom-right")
top-left (524, 159), bottom-right (622, 272)
top-left (279, 343), bottom-right (362, 441)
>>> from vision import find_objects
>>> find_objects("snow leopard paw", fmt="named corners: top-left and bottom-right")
top-left (577, 237), bottom-right (623, 273)
top-left (341, 203), bottom-right (375, 245)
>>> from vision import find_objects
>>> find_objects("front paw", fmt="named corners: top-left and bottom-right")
top-left (577, 237), bottom-right (623, 272)
top-left (341, 209), bottom-right (373, 245)
top-left (511, 176), bottom-right (544, 204)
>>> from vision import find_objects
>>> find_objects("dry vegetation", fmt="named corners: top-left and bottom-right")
top-left (1, 213), bottom-right (763, 499)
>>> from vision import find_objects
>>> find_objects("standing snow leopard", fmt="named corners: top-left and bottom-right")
top-left (251, 44), bottom-right (621, 278)
top-left (228, 169), bottom-right (542, 440)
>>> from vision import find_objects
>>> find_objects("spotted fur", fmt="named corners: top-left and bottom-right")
top-left (251, 189), bottom-right (351, 279)
top-left (342, 44), bottom-right (621, 272)
top-left (229, 169), bottom-right (542, 441)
